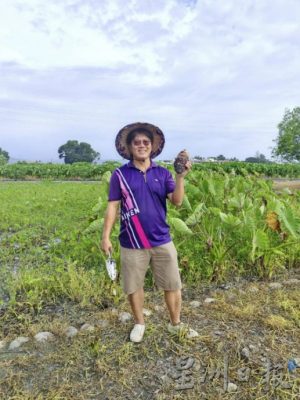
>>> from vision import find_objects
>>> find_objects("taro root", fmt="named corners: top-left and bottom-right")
top-left (174, 150), bottom-right (189, 174)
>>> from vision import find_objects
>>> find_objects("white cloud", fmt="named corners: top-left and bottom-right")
top-left (0, 0), bottom-right (300, 161)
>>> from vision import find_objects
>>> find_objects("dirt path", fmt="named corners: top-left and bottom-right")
top-left (273, 180), bottom-right (300, 191)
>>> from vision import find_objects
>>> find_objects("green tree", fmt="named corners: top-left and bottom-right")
top-left (0, 148), bottom-right (9, 165)
top-left (245, 152), bottom-right (268, 163)
top-left (194, 155), bottom-right (204, 161)
top-left (216, 154), bottom-right (226, 161)
top-left (58, 140), bottom-right (100, 164)
top-left (272, 107), bottom-right (300, 162)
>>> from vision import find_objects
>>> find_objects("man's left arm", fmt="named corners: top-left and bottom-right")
top-left (167, 175), bottom-right (185, 206)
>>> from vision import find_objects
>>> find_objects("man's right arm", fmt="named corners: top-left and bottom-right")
top-left (101, 200), bottom-right (120, 255)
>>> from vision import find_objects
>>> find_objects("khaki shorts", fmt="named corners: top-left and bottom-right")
top-left (120, 241), bottom-right (182, 295)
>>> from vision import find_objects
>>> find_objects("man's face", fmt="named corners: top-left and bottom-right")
top-left (129, 133), bottom-right (152, 161)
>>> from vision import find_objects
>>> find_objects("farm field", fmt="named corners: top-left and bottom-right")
top-left (0, 172), bottom-right (299, 399)
top-left (1, 160), bottom-right (300, 180)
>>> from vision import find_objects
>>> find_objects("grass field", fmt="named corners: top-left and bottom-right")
top-left (0, 180), bottom-right (299, 399)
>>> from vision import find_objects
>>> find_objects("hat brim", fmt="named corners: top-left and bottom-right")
top-left (115, 122), bottom-right (165, 160)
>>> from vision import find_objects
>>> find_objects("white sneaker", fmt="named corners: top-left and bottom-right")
top-left (167, 322), bottom-right (199, 339)
top-left (130, 324), bottom-right (145, 343)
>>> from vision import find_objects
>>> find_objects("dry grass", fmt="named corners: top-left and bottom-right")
top-left (1, 272), bottom-right (300, 400)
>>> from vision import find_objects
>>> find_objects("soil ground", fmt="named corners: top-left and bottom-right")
top-left (1, 270), bottom-right (299, 400)
top-left (273, 180), bottom-right (300, 191)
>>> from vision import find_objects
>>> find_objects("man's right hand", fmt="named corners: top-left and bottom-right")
top-left (101, 237), bottom-right (113, 256)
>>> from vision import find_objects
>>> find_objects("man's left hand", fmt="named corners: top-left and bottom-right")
top-left (174, 150), bottom-right (192, 177)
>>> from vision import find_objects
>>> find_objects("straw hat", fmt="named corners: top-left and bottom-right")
top-left (115, 122), bottom-right (165, 160)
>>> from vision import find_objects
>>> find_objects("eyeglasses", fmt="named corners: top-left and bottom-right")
top-left (132, 139), bottom-right (151, 147)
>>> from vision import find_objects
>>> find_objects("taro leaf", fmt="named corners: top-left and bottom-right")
top-left (242, 211), bottom-right (257, 231)
top-left (259, 204), bottom-right (266, 215)
top-left (182, 194), bottom-right (192, 211)
top-left (266, 211), bottom-right (281, 232)
top-left (84, 218), bottom-right (104, 234)
top-left (251, 229), bottom-right (269, 261)
top-left (228, 193), bottom-right (246, 209)
top-left (219, 212), bottom-right (241, 227)
top-left (168, 208), bottom-right (181, 218)
top-left (282, 188), bottom-right (292, 195)
top-left (208, 207), bottom-right (221, 216)
top-left (208, 180), bottom-right (216, 196)
top-left (277, 206), bottom-right (300, 238)
top-left (170, 218), bottom-right (193, 236)
top-left (185, 203), bottom-right (204, 226)
top-left (185, 182), bottom-right (201, 199)
top-left (202, 179), bottom-right (210, 196)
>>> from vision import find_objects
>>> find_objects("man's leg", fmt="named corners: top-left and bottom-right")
top-left (120, 247), bottom-right (149, 342)
top-left (128, 288), bottom-right (145, 324)
top-left (165, 289), bottom-right (199, 338)
top-left (164, 289), bottom-right (181, 325)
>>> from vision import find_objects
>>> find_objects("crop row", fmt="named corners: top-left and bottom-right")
top-left (192, 161), bottom-right (300, 177)
top-left (1, 161), bottom-right (300, 179)
top-left (0, 161), bottom-right (121, 180)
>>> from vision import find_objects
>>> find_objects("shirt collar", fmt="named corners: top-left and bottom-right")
top-left (127, 160), bottom-right (158, 169)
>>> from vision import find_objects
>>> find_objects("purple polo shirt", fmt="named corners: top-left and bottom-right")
top-left (108, 161), bottom-right (175, 249)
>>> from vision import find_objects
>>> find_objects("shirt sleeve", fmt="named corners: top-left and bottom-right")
top-left (165, 169), bottom-right (176, 194)
top-left (108, 170), bottom-right (122, 201)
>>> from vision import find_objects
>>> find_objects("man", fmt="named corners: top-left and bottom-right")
top-left (101, 122), bottom-right (198, 343)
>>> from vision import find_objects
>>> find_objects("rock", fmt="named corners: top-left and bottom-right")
top-left (204, 298), bottom-right (216, 304)
top-left (34, 332), bottom-right (55, 343)
top-left (190, 300), bottom-right (201, 308)
top-left (8, 336), bottom-right (30, 350)
top-left (249, 344), bottom-right (258, 352)
top-left (96, 320), bottom-right (109, 328)
top-left (80, 324), bottom-right (95, 332)
top-left (294, 357), bottom-right (300, 367)
top-left (213, 331), bottom-right (224, 336)
top-left (219, 284), bottom-right (231, 290)
top-left (240, 347), bottom-right (250, 361)
top-left (65, 326), bottom-right (78, 338)
top-left (268, 282), bottom-right (282, 290)
top-left (0, 340), bottom-right (6, 350)
top-left (118, 312), bottom-right (132, 323)
top-left (143, 308), bottom-right (152, 316)
top-left (283, 279), bottom-right (300, 286)
top-left (187, 327), bottom-right (199, 339)
top-left (227, 382), bottom-right (238, 392)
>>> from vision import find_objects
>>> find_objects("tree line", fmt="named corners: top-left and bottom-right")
top-left (1, 107), bottom-right (300, 164)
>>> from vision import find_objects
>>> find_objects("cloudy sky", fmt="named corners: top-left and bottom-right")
top-left (0, 0), bottom-right (299, 162)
